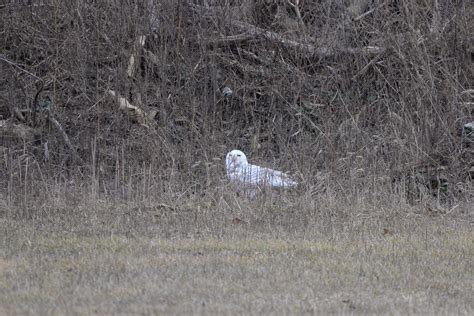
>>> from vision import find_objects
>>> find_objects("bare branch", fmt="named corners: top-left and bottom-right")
top-left (287, 0), bottom-right (304, 27)
top-left (231, 20), bottom-right (385, 57)
top-left (0, 54), bottom-right (43, 82)
top-left (126, 36), bottom-right (147, 78)
top-left (46, 109), bottom-right (84, 164)
top-left (187, 3), bottom-right (385, 58)
top-left (107, 90), bottom-right (150, 127)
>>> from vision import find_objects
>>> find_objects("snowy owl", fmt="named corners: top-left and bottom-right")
top-left (225, 150), bottom-right (298, 189)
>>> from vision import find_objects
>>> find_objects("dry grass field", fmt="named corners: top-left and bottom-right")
top-left (1, 188), bottom-right (472, 315)
top-left (1, 1), bottom-right (473, 314)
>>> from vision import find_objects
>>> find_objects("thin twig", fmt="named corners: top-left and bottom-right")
top-left (46, 109), bottom-right (84, 164)
top-left (0, 54), bottom-right (43, 82)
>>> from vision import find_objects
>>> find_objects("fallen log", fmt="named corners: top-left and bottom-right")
top-left (187, 3), bottom-right (385, 58)
top-left (107, 90), bottom-right (150, 127)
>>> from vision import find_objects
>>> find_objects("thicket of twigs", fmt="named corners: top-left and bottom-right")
top-left (0, 0), bottom-right (473, 203)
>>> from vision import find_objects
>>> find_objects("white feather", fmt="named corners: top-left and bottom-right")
top-left (225, 150), bottom-right (298, 188)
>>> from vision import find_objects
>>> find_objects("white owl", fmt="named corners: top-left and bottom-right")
top-left (225, 150), bottom-right (298, 190)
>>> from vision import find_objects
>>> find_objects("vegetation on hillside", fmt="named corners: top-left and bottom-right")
top-left (1, 1), bottom-right (473, 201)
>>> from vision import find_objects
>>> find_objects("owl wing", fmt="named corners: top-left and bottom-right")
top-left (240, 164), bottom-right (297, 188)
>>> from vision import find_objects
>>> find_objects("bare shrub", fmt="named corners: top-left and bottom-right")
top-left (0, 0), bottom-right (472, 205)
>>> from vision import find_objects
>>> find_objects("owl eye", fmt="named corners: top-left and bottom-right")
top-left (237, 154), bottom-right (241, 157)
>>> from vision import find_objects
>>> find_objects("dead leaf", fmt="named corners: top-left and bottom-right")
top-left (232, 217), bottom-right (247, 225)
top-left (383, 228), bottom-right (393, 236)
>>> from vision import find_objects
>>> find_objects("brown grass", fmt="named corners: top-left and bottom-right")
top-left (0, 1), bottom-right (473, 314)
top-left (1, 186), bottom-right (473, 315)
